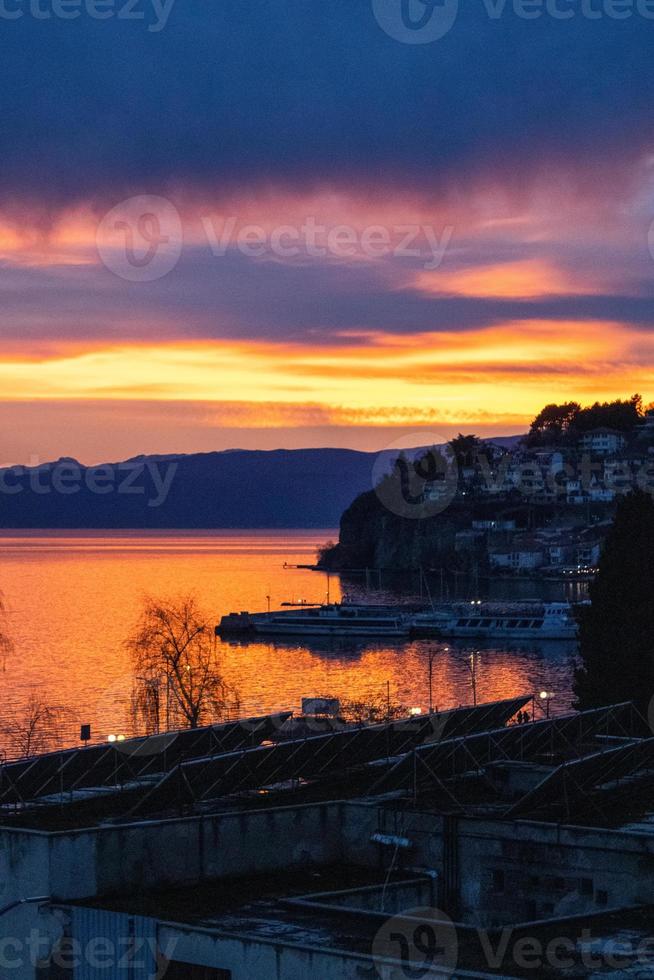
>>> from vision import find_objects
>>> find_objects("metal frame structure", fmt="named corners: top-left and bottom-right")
top-left (505, 735), bottom-right (654, 820)
top-left (0, 713), bottom-right (291, 806)
top-left (129, 696), bottom-right (532, 815)
top-left (7, 698), bottom-right (645, 828)
top-left (0, 697), bottom-right (530, 821)
top-left (365, 702), bottom-right (645, 799)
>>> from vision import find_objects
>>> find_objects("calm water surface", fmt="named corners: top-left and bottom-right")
top-left (0, 530), bottom-right (578, 751)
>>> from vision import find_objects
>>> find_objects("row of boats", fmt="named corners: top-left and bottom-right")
top-left (217, 599), bottom-right (579, 641)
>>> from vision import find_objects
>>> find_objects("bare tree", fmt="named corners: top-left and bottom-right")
top-left (0, 590), bottom-right (14, 666)
top-left (127, 595), bottom-right (238, 731)
top-left (2, 695), bottom-right (73, 758)
top-left (340, 695), bottom-right (409, 725)
top-left (0, 599), bottom-right (74, 760)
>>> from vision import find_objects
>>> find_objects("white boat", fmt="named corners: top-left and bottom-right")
top-left (245, 603), bottom-right (412, 638)
top-left (412, 601), bottom-right (578, 640)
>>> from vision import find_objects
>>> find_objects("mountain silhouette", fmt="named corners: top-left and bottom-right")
top-left (0, 449), bottom-right (377, 528)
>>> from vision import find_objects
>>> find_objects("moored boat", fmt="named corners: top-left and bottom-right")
top-left (218, 603), bottom-right (413, 638)
top-left (412, 600), bottom-right (578, 640)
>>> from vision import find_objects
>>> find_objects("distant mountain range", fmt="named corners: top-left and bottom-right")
top-left (0, 438), bottom-right (524, 529)
top-left (0, 449), bottom-right (374, 528)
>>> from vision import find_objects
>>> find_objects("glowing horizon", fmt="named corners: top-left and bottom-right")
top-left (1, 174), bottom-right (654, 463)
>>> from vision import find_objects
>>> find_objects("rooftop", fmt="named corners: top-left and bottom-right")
top-left (2, 700), bottom-right (653, 836)
top-left (63, 866), bottom-right (654, 978)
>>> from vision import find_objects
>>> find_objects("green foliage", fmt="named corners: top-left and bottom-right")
top-left (574, 491), bottom-right (654, 714)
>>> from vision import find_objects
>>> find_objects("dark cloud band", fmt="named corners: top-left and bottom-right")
top-left (0, 1), bottom-right (652, 207)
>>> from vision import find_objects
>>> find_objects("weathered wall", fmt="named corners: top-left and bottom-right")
top-left (65, 909), bottom-right (384, 980)
top-left (456, 819), bottom-right (654, 927)
top-left (0, 828), bottom-right (51, 908)
top-left (1, 802), bottom-right (378, 979)
top-left (373, 805), bottom-right (445, 875)
top-left (158, 924), bottom-right (381, 980)
top-left (372, 810), bottom-right (654, 927)
top-left (0, 829), bottom-right (55, 980)
top-left (39, 802), bottom-right (373, 902)
top-left (7, 802), bottom-right (654, 977)
top-left (299, 877), bottom-right (436, 913)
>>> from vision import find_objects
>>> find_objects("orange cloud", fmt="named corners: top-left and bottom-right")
top-left (0, 183), bottom-right (651, 461)
top-left (416, 259), bottom-right (595, 299)
top-left (0, 319), bottom-right (648, 433)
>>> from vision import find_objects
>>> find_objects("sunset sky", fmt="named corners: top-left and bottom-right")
top-left (2, 1), bottom-right (654, 463)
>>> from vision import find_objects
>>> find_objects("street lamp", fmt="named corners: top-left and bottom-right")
top-left (427, 648), bottom-right (435, 714)
top-left (426, 645), bottom-right (448, 715)
top-left (467, 652), bottom-right (478, 706)
top-left (539, 690), bottom-right (553, 718)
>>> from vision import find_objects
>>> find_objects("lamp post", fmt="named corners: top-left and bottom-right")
top-left (428, 648), bottom-right (436, 714)
top-left (137, 673), bottom-right (162, 734)
top-left (107, 734), bottom-right (125, 786)
top-left (539, 690), bottom-right (553, 718)
top-left (468, 652), bottom-right (478, 706)
top-left (427, 645), bottom-right (447, 714)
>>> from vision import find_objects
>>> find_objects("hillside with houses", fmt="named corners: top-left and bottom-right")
top-left (320, 395), bottom-right (654, 578)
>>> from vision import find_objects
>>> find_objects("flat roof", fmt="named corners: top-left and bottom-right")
top-left (67, 865), bottom-right (415, 922)
top-left (61, 869), bottom-right (654, 978)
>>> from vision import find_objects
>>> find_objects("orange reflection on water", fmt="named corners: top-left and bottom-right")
top-left (0, 530), bottom-right (576, 751)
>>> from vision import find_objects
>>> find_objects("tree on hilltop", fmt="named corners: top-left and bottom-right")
top-left (448, 434), bottom-right (482, 469)
top-left (526, 402), bottom-right (580, 446)
top-left (569, 394), bottom-right (642, 435)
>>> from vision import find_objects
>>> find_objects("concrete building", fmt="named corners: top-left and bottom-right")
top-left (2, 702), bottom-right (654, 979)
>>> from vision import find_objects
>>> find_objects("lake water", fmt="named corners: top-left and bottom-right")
top-left (0, 530), bottom-right (578, 754)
